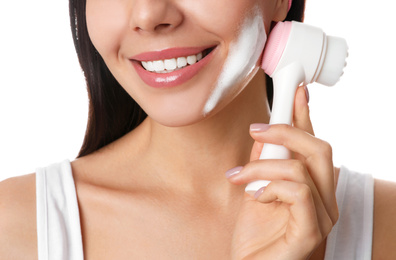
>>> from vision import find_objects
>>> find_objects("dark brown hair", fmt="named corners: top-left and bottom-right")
top-left (69, 0), bottom-right (305, 157)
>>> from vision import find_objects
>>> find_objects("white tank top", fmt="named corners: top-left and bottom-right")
top-left (36, 161), bottom-right (374, 259)
top-left (36, 160), bottom-right (83, 260)
top-left (324, 166), bottom-right (374, 260)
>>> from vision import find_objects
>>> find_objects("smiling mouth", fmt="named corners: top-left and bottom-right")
top-left (140, 47), bottom-right (215, 74)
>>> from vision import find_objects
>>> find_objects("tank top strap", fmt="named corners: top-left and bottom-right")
top-left (324, 166), bottom-right (374, 260)
top-left (36, 160), bottom-right (84, 260)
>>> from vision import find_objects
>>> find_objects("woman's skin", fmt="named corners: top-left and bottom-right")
top-left (1, 0), bottom-right (396, 259)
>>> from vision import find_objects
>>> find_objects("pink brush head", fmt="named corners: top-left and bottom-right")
top-left (261, 22), bottom-right (292, 76)
top-left (261, 0), bottom-right (294, 75)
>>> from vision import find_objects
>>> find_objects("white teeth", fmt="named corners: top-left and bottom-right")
top-left (187, 55), bottom-right (197, 65)
top-left (177, 57), bottom-right (187, 68)
top-left (141, 51), bottom-right (204, 73)
top-left (141, 61), bottom-right (154, 72)
top-left (164, 58), bottom-right (177, 70)
top-left (197, 52), bottom-right (202, 61)
top-left (153, 60), bottom-right (164, 71)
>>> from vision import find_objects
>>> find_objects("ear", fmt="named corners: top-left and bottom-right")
top-left (272, 0), bottom-right (290, 22)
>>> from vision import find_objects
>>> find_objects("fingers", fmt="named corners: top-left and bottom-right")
top-left (248, 124), bottom-right (338, 224)
top-left (226, 159), bottom-right (335, 237)
top-left (249, 124), bottom-right (333, 181)
top-left (250, 141), bottom-right (264, 161)
top-left (256, 181), bottom-right (318, 226)
top-left (249, 86), bottom-right (312, 162)
top-left (227, 159), bottom-right (309, 185)
top-left (250, 85), bottom-right (337, 224)
top-left (293, 86), bottom-right (314, 136)
top-left (229, 86), bottom-right (337, 254)
top-left (293, 86), bottom-right (314, 164)
top-left (256, 180), bottom-right (331, 249)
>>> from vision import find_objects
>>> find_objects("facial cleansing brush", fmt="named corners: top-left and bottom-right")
top-left (245, 21), bottom-right (348, 193)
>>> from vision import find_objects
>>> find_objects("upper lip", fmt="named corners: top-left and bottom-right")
top-left (130, 45), bottom-right (216, 62)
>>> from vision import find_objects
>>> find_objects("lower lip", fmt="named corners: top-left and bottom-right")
top-left (131, 48), bottom-right (215, 89)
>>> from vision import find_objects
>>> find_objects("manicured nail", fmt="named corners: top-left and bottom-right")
top-left (250, 123), bottom-right (270, 132)
top-left (225, 166), bottom-right (243, 178)
top-left (304, 85), bottom-right (310, 103)
top-left (254, 186), bottom-right (266, 199)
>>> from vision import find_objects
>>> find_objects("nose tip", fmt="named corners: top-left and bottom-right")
top-left (130, 1), bottom-right (183, 33)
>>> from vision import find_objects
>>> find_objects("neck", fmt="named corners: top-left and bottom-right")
top-left (139, 71), bottom-right (270, 196)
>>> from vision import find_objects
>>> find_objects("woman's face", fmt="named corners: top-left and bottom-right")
top-left (86, 0), bottom-right (286, 126)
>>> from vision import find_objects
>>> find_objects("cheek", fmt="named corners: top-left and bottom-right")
top-left (177, 2), bottom-right (274, 117)
top-left (86, 0), bottom-right (128, 58)
top-left (202, 6), bottom-right (268, 115)
top-left (184, 0), bottom-right (273, 40)
top-left (183, 1), bottom-right (250, 43)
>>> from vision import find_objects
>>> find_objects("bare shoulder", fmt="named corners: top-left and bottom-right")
top-left (373, 178), bottom-right (396, 259)
top-left (0, 174), bottom-right (38, 259)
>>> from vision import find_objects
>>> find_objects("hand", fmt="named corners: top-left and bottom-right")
top-left (226, 87), bottom-right (338, 259)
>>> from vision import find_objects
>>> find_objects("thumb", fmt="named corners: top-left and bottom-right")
top-left (293, 86), bottom-right (314, 136)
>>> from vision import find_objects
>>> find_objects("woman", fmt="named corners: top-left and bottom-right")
top-left (1, 0), bottom-right (395, 259)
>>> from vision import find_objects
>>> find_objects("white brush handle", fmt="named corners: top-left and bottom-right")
top-left (245, 64), bottom-right (304, 194)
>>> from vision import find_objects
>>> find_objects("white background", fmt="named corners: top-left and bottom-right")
top-left (1, 0), bottom-right (395, 182)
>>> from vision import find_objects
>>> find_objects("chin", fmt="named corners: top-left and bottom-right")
top-left (148, 109), bottom-right (209, 128)
top-left (146, 91), bottom-right (241, 128)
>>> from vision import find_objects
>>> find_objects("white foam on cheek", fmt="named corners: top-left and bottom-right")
top-left (202, 9), bottom-right (267, 115)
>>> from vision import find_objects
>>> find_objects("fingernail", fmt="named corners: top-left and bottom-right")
top-left (304, 85), bottom-right (310, 104)
top-left (254, 186), bottom-right (266, 199)
top-left (250, 123), bottom-right (270, 132)
top-left (225, 166), bottom-right (243, 178)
